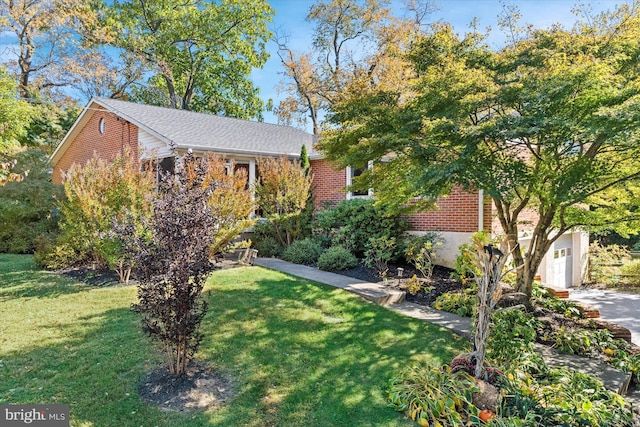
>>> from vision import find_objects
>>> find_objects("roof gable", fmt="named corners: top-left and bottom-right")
top-left (52, 97), bottom-right (318, 165)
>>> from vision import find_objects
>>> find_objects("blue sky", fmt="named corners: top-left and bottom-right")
top-left (255, 0), bottom-right (627, 129)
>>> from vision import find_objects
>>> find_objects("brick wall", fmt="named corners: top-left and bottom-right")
top-left (310, 159), bottom-right (346, 209)
top-left (408, 187), bottom-right (484, 233)
top-left (309, 159), bottom-right (493, 233)
top-left (490, 203), bottom-right (539, 234)
top-left (52, 108), bottom-right (139, 184)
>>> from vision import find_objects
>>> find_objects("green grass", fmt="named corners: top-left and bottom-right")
top-left (0, 254), bottom-right (468, 426)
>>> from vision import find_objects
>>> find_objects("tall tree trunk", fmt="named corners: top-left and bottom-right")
top-left (159, 62), bottom-right (179, 109)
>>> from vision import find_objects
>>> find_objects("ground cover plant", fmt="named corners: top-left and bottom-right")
top-left (0, 254), bottom-right (467, 426)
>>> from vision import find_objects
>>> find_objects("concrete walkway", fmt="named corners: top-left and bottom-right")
top-left (253, 258), bottom-right (634, 397)
top-left (570, 288), bottom-right (640, 346)
top-left (254, 258), bottom-right (475, 337)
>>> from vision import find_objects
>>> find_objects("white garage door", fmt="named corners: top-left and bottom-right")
top-left (553, 235), bottom-right (573, 288)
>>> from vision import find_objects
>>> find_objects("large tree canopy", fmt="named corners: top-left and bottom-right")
top-left (107, 0), bottom-right (274, 118)
top-left (0, 0), bottom-right (111, 100)
top-left (275, 0), bottom-right (433, 133)
top-left (320, 3), bottom-right (640, 299)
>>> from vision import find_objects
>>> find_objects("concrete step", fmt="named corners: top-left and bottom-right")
top-left (343, 282), bottom-right (405, 306)
top-left (534, 343), bottom-right (633, 395)
top-left (389, 301), bottom-right (473, 340)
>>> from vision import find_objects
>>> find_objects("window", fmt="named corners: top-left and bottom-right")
top-left (98, 118), bottom-right (106, 134)
top-left (347, 162), bottom-right (373, 199)
top-left (142, 157), bottom-right (176, 183)
top-left (158, 157), bottom-right (175, 175)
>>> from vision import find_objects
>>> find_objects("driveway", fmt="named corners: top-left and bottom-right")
top-left (569, 288), bottom-right (640, 346)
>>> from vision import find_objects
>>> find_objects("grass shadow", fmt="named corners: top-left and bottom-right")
top-left (0, 255), bottom-right (91, 300)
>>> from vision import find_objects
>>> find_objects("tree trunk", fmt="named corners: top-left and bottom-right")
top-left (159, 62), bottom-right (179, 109)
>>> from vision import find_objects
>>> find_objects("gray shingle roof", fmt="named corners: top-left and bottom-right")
top-left (95, 97), bottom-right (317, 157)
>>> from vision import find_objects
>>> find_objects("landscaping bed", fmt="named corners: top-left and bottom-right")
top-left (336, 259), bottom-right (640, 384)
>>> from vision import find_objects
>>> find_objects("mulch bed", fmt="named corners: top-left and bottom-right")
top-left (58, 265), bottom-right (126, 287)
top-left (338, 262), bottom-right (466, 306)
top-left (336, 260), bottom-right (640, 356)
top-left (138, 361), bottom-right (235, 412)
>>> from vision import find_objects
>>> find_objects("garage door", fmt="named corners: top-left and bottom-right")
top-left (553, 236), bottom-right (573, 288)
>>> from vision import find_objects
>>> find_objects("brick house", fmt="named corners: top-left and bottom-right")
top-left (51, 97), bottom-right (587, 288)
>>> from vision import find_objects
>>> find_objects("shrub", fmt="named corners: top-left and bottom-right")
top-left (364, 235), bottom-right (396, 278)
top-left (281, 238), bottom-right (323, 265)
top-left (406, 274), bottom-right (432, 295)
top-left (487, 309), bottom-right (542, 371)
top-left (403, 232), bottom-right (444, 279)
top-left (37, 151), bottom-right (155, 270)
top-left (450, 355), bottom-right (503, 386)
top-left (388, 364), bottom-right (479, 426)
top-left (202, 154), bottom-right (256, 255)
top-left (251, 220), bottom-right (284, 258)
top-left (500, 367), bottom-right (633, 426)
top-left (313, 198), bottom-right (408, 258)
top-left (620, 259), bottom-right (640, 285)
top-left (451, 242), bottom-right (480, 285)
top-left (254, 156), bottom-right (313, 246)
top-left (317, 246), bottom-right (358, 271)
top-left (0, 149), bottom-right (61, 254)
top-left (531, 284), bottom-right (583, 319)
top-left (118, 155), bottom-right (218, 376)
top-left (433, 289), bottom-right (476, 317)
top-left (588, 241), bottom-right (630, 284)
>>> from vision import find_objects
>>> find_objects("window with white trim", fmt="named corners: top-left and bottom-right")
top-left (346, 161), bottom-right (373, 199)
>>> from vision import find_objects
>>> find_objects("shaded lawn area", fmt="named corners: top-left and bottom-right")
top-left (0, 254), bottom-right (468, 426)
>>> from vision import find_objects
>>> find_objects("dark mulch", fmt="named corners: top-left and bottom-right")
top-left (138, 361), bottom-right (235, 412)
top-left (56, 259), bottom-right (245, 287)
top-left (337, 261), bottom-right (466, 306)
top-left (58, 265), bottom-right (128, 287)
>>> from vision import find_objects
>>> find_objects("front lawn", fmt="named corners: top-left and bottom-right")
top-left (0, 254), bottom-right (467, 426)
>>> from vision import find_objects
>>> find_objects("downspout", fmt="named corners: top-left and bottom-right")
top-left (478, 189), bottom-right (484, 231)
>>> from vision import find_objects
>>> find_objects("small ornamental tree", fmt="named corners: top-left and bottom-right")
top-left (200, 154), bottom-right (256, 255)
top-left (299, 144), bottom-right (310, 174)
top-left (254, 156), bottom-right (313, 246)
top-left (122, 155), bottom-right (218, 375)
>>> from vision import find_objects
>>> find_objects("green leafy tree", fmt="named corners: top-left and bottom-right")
top-left (0, 0), bottom-right (109, 100)
top-left (0, 66), bottom-right (34, 185)
top-left (0, 149), bottom-right (61, 253)
top-left (320, 5), bottom-right (640, 300)
top-left (21, 103), bottom-right (80, 153)
top-left (106, 0), bottom-right (273, 118)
